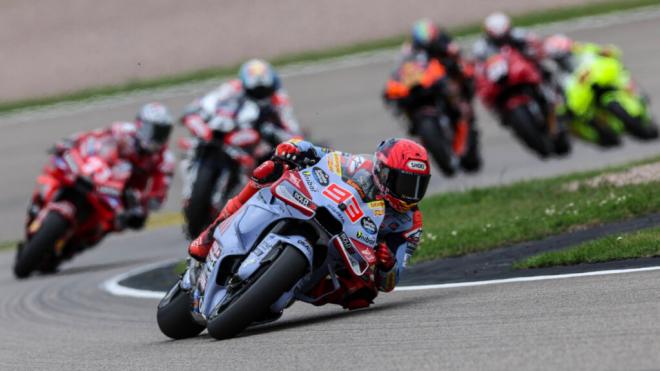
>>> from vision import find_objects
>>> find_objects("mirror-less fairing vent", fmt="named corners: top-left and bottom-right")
top-left (314, 207), bottom-right (343, 236)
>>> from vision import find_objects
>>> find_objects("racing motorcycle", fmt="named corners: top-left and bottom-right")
top-left (14, 149), bottom-right (128, 278)
top-left (181, 100), bottom-right (290, 238)
top-left (557, 45), bottom-right (658, 145)
top-left (385, 58), bottom-right (481, 176)
top-left (476, 46), bottom-right (571, 158)
top-left (157, 153), bottom-right (387, 340)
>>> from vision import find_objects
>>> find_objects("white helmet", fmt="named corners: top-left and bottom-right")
top-left (484, 12), bottom-right (511, 39)
top-left (135, 102), bottom-right (173, 153)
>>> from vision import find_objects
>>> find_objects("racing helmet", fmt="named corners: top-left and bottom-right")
top-left (239, 59), bottom-right (281, 101)
top-left (543, 34), bottom-right (575, 71)
top-left (484, 12), bottom-right (511, 41)
top-left (135, 102), bottom-right (173, 153)
top-left (411, 19), bottom-right (454, 58)
top-left (373, 138), bottom-right (431, 213)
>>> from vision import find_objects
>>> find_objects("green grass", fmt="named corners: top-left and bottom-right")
top-left (0, 240), bottom-right (17, 251)
top-left (414, 156), bottom-right (660, 263)
top-left (514, 227), bottom-right (660, 269)
top-left (1, 0), bottom-right (659, 115)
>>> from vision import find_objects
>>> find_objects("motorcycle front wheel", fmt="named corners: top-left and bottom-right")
top-left (505, 105), bottom-right (553, 158)
top-left (206, 245), bottom-right (308, 340)
top-left (14, 212), bottom-right (70, 279)
top-left (185, 162), bottom-right (221, 239)
top-left (156, 281), bottom-right (206, 340)
top-left (417, 116), bottom-right (457, 176)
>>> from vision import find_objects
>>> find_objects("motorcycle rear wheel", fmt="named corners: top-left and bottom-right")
top-left (606, 101), bottom-right (659, 140)
top-left (506, 106), bottom-right (553, 158)
top-left (417, 117), bottom-right (457, 176)
top-left (14, 212), bottom-right (69, 279)
top-left (185, 163), bottom-right (220, 239)
top-left (157, 281), bottom-right (206, 340)
top-left (206, 245), bottom-right (307, 340)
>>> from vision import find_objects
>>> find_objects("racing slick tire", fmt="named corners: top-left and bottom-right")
top-left (185, 163), bottom-right (220, 239)
top-left (13, 212), bottom-right (69, 279)
top-left (157, 282), bottom-right (205, 340)
top-left (593, 120), bottom-right (622, 147)
top-left (417, 117), bottom-right (458, 176)
top-left (506, 105), bottom-right (553, 158)
top-left (607, 101), bottom-right (659, 140)
top-left (460, 130), bottom-right (482, 172)
top-left (206, 245), bottom-right (308, 340)
top-left (553, 130), bottom-right (572, 156)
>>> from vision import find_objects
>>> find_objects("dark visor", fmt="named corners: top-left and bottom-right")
top-left (152, 123), bottom-right (172, 144)
top-left (382, 168), bottom-right (430, 203)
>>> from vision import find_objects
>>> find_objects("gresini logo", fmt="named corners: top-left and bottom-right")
top-left (312, 167), bottom-right (329, 186)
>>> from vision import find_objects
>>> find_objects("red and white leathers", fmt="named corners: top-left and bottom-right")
top-left (472, 27), bottom-right (543, 62)
top-left (29, 122), bottom-right (175, 242)
top-left (181, 79), bottom-right (301, 145)
top-left (188, 140), bottom-right (423, 309)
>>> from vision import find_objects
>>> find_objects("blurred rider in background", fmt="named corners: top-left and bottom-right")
top-left (180, 58), bottom-right (302, 149)
top-left (385, 19), bottom-right (479, 167)
top-left (26, 103), bottom-right (175, 253)
top-left (186, 137), bottom-right (431, 312)
top-left (179, 59), bottom-right (303, 204)
top-left (472, 12), bottom-right (543, 62)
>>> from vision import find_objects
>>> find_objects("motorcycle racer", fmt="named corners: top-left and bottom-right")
top-left (472, 12), bottom-right (543, 62)
top-left (25, 103), bottom-right (175, 255)
top-left (384, 19), bottom-right (480, 172)
top-left (180, 59), bottom-right (302, 150)
top-left (187, 138), bottom-right (430, 310)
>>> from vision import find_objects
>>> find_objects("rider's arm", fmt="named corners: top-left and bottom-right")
top-left (271, 90), bottom-right (303, 137)
top-left (376, 209), bottom-right (423, 292)
top-left (277, 139), bottom-right (333, 166)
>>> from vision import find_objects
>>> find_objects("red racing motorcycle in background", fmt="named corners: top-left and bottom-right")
top-left (476, 46), bottom-right (571, 158)
top-left (14, 149), bottom-right (130, 278)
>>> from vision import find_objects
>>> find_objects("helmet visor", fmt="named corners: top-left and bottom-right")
top-left (381, 167), bottom-right (430, 203)
top-left (151, 123), bottom-right (172, 145)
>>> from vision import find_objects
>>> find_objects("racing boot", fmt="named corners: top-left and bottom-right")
top-left (187, 160), bottom-right (284, 261)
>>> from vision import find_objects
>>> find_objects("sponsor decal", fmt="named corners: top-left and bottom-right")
top-left (301, 171), bottom-right (317, 191)
top-left (322, 183), bottom-right (364, 223)
top-left (404, 228), bottom-right (422, 244)
top-left (339, 233), bottom-right (357, 255)
top-left (211, 241), bottom-right (222, 259)
top-left (346, 179), bottom-right (367, 200)
top-left (356, 230), bottom-right (376, 245)
top-left (292, 190), bottom-right (312, 207)
top-left (407, 160), bottom-right (427, 172)
top-left (349, 155), bottom-right (365, 173)
top-left (367, 200), bottom-right (385, 216)
top-left (312, 167), bottom-right (330, 186)
top-left (327, 152), bottom-right (342, 176)
top-left (360, 217), bottom-right (378, 235)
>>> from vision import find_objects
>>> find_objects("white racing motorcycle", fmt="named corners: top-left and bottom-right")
top-left (157, 152), bottom-right (386, 340)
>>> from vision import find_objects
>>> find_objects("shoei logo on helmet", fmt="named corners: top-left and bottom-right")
top-left (407, 160), bottom-right (427, 172)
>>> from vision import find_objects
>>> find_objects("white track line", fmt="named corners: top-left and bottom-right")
top-left (100, 258), bottom-right (180, 299)
top-left (102, 259), bottom-right (660, 299)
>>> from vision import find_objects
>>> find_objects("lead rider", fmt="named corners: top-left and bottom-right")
top-left (187, 138), bottom-right (431, 309)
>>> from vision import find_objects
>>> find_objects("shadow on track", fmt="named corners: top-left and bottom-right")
top-left (56, 257), bottom-right (158, 276)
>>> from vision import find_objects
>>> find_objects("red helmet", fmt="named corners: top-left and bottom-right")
top-left (373, 138), bottom-right (431, 212)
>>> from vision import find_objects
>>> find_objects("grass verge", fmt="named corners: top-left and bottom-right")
top-left (415, 156), bottom-right (660, 263)
top-left (2, 0), bottom-right (660, 114)
top-left (514, 227), bottom-right (660, 269)
top-left (0, 240), bottom-right (17, 251)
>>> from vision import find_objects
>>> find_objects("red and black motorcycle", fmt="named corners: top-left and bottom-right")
top-left (14, 149), bottom-right (129, 278)
top-left (476, 46), bottom-right (571, 157)
top-left (180, 101), bottom-right (293, 238)
top-left (385, 58), bottom-right (481, 176)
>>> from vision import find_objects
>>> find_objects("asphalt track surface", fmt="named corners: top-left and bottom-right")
top-left (1, 11), bottom-right (660, 370)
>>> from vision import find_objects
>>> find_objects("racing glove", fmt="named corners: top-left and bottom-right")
top-left (375, 243), bottom-right (397, 292)
top-left (274, 142), bottom-right (301, 162)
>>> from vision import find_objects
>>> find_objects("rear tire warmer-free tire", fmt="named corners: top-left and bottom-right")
top-left (606, 101), bottom-right (659, 140)
top-left (506, 106), bottom-right (553, 158)
top-left (185, 163), bottom-right (219, 239)
top-left (13, 212), bottom-right (69, 279)
top-left (206, 245), bottom-right (308, 340)
top-left (417, 117), bottom-right (457, 177)
top-left (156, 283), bottom-right (206, 340)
